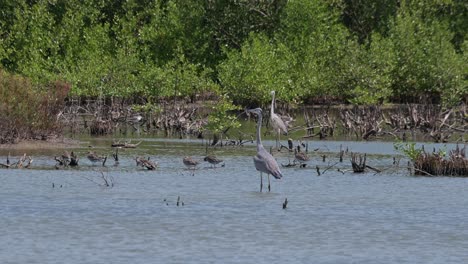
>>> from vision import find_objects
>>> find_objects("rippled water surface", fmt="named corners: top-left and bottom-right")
top-left (1, 138), bottom-right (467, 264)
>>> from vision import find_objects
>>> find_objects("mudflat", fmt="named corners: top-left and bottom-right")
top-left (0, 138), bottom-right (80, 150)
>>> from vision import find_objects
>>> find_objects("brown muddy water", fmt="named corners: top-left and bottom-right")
top-left (1, 136), bottom-right (468, 264)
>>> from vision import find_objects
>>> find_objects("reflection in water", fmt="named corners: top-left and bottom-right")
top-left (1, 138), bottom-right (467, 263)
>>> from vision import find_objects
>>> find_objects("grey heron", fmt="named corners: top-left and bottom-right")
top-left (248, 108), bottom-right (283, 192)
top-left (270, 91), bottom-right (288, 149)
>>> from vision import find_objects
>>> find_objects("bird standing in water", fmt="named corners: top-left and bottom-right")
top-left (183, 156), bottom-right (199, 169)
top-left (248, 108), bottom-right (283, 192)
top-left (204, 155), bottom-right (224, 168)
top-left (294, 145), bottom-right (310, 166)
top-left (270, 91), bottom-right (288, 150)
top-left (87, 151), bottom-right (106, 165)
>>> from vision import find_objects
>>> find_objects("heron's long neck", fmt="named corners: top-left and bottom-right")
top-left (271, 93), bottom-right (275, 115)
top-left (256, 113), bottom-right (263, 148)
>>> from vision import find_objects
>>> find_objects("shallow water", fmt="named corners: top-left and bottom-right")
top-left (1, 138), bottom-right (467, 264)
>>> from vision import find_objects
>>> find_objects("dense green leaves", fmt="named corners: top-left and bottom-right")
top-left (0, 0), bottom-right (465, 107)
top-left (219, 34), bottom-right (296, 105)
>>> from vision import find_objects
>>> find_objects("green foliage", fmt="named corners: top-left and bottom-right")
top-left (137, 52), bottom-right (220, 98)
top-left (205, 96), bottom-right (241, 135)
top-left (202, 0), bottom-right (287, 50)
top-left (0, 0), bottom-right (465, 106)
top-left (394, 141), bottom-right (423, 161)
top-left (219, 34), bottom-right (296, 105)
top-left (388, 2), bottom-right (466, 105)
top-left (331, 0), bottom-right (399, 42)
top-left (131, 102), bottom-right (161, 114)
top-left (276, 0), bottom-right (349, 101)
top-left (343, 34), bottom-right (395, 105)
top-left (0, 69), bottom-right (69, 143)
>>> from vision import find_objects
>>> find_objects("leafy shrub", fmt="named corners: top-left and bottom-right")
top-left (218, 34), bottom-right (296, 106)
top-left (205, 95), bottom-right (241, 135)
top-left (0, 69), bottom-right (69, 143)
top-left (394, 141), bottom-right (423, 161)
top-left (388, 3), bottom-right (467, 105)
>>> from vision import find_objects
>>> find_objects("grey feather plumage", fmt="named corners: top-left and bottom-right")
top-left (270, 91), bottom-right (288, 135)
top-left (254, 148), bottom-right (282, 179)
top-left (248, 108), bottom-right (283, 192)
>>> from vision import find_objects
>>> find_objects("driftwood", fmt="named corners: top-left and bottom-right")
top-left (90, 118), bottom-right (113, 135)
top-left (1, 153), bottom-right (33, 169)
top-left (302, 110), bottom-right (335, 140)
top-left (413, 145), bottom-right (467, 176)
top-left (365, 165), bottom-right (381, 173)
top-left (351, 153), bottom-right (366, 173)
top-left (281, 157), bottom-right (300, 168)
top-left (383, 104), bottom-right (466, 143)
top-left (111, 140), bottom-right (142, 148)
top-left (61, 98), bottom-right (210, 137)
top-left (340, 106), bottom-right (382, 140)
top-left (111, 148), bottom-right (120, 166)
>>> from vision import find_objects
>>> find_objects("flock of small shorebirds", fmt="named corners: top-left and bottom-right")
top-left (59, 91), bottom-right (307, 193)
top-left (77, 151), bottom-right (226, 169)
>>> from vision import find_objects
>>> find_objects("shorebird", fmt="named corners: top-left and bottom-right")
top-left (61, 151), bottom-right (71, 162)
top-left (247, 107), bottom-right (283, 192)
top-left (183, 156), bottom-right (199, 169)
top-left (135, 157), bottom-right (157, 170)
top-left (270, 91), bottom-right (288, 150)
top-left (87, 151), bottom-right (106, 165)
top-left (204, 155), bottom-right (224, 168)
top-left (294, 145), bottom-right (310, 166)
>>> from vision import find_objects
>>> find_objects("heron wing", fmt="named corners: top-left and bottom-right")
top-left (271, 114), bottom-right (288, 134)
top-left (253, 148), bottom-right (283, 179)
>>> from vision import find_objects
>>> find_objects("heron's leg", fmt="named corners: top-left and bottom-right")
top-left (268, 174), bottom-right (271, 192)
top-left (260, 172), bottom-right (263, 192)
top-left (276, 130), bottom-right (280, 150)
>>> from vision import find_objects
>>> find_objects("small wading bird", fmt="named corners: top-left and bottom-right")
top-left (135, 157), bottom-right (157, 170)
top-left (87, 151), bottom-right (106, 165)
top-left (183, 156), bottom-right (199, 169)
top-left (248, 108), bottom-right (283, 192)
top-left (61, 150), bottom-right (71, 163)
top-left (204, 155), bottom-right (224, 168)
top-left (294, 145), bottom-right (310, 166)
top-left (270, 91), bottom-right (288, 150)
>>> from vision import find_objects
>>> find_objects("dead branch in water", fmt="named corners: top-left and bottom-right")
top-left (412, 144), bottom-right (467, 176)
top-left (111, 140), bottom-right (142, 148)
top-left (351, 153), bottom-right (367, 173)
top-left (339, 106), bottom-right (382, 140)
top-left (1, 153), bottom-right (33, 169)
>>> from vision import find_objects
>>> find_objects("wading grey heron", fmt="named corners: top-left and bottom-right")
top-left (270, 91), bottom-right (288, 149)
top-left (248, 108), bottom-right (283, 192)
